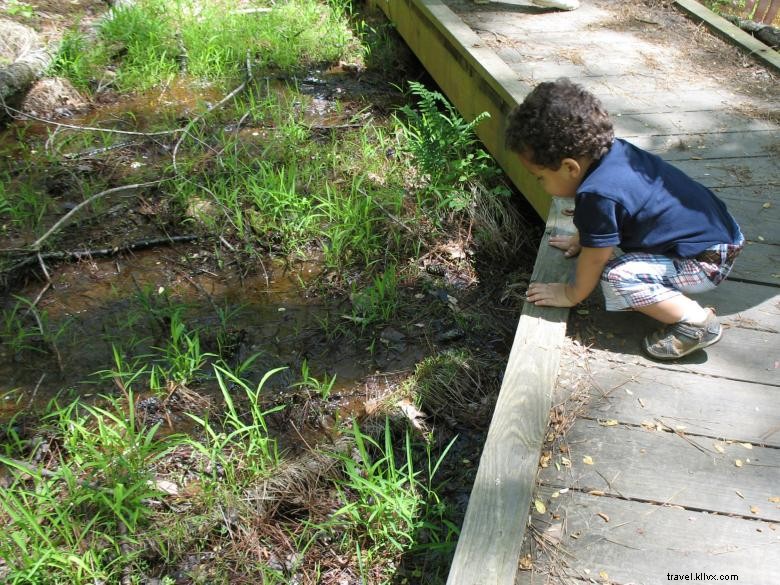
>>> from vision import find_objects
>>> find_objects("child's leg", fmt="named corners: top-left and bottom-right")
top-left (600, 252), bottom-right (725, 359)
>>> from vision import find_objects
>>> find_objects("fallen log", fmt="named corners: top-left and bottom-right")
top-left (0, 19), bottom-right (51, 106)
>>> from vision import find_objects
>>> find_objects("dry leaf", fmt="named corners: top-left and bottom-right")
top-left (599, 570), bottom-right (610, 581)
top-left (750, 506), bottom-right (760, 514)
top-left (714, 442), bottom-right (725, 453)
top-left (540, 451), bottom-right (552, 468)
top-left (735, 459), bottom-right (744, 467)
top-left (519, 555), bottom-right (533, 570)
top-left (599, 419), bottom-right (619, 427)
top-left (397, 399), bottom-right (428, 432)
top-left (763, 201), bottom-right (773, 209)
top-left (551, 490), bottom-right (560, 499)
top-left (641, 420), bottom-right (656, 430)
top-left (561, 456), bottom-right (572, 467)
top-left (740, 442), bottom-right (753, 449)
top-left (769, 496), bottom-right (780, 503)
top-left (588, 490), bottom-right (605, 496)
top-left (534, 499), bottom-right (546, 514)
top-left (151, 479), bottom-right (179, 496)
top-left (597, 512), bottom-right (610, 522)
top-left (583, 455), bottom-right (594, 465)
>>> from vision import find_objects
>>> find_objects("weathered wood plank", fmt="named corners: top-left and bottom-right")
top-left (673, 0), bottom-right (780, 73)
top-left (447, 199), bottom-right (572, 585)
top-left (518, 488), bottom-right (780, 585)
top-left (721, 197), bottom-right (780, 245)
top-left (538, 418), bottom-right (780, 520)
top-left (579, 309), bottom-right (780, 385)
top-left (569, 361), bottom-right (780, 447)
top-left (632, 131), bottom-right (780, 162)
top-left (726, 241), bottom-right (780, 284)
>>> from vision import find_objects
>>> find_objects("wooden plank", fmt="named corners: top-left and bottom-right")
top-left (673, 0), bottom-right (780, 73)
top-left (612, 110), bottom-right (777, 138)
top-left (727, 241), bottom-right (780, 284)
top-left (581, 310), bottom-right (780, 385)
top-left (539, 418), bottom-right (780, 521)
top-left (447, 199), bottom-right (572, 585)
top-left (519, 488), bottom-right (780, 585)
top-left (663, 157), bottom-right (779, 190)
top-left (571, 362), bottom-right (780, 447)
top-left (632, 131), bottom-right (780, 162)
top-left (721, 197), bottom-right (780, 245)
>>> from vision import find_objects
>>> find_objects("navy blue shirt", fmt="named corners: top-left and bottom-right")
top-left (575, 139), bottom-right (742, 258)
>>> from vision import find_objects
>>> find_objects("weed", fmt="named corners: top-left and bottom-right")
top-left (4, 0), bottom-right (35, 19)
top-left (185, 365), bottom-right (285, 486)
top-left (293, 359), bottom-right (336, 400)
top-left (0, 394), bottom-right (182, 584)
top-left (349, 263), bottom-right (399, 329)
top-left (326, 420), bottom-right (458, 565)
top-left (396, 81), bottom-right (496, 211)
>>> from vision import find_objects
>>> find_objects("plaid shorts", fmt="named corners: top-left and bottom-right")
top-left (600, 239), bottom-right (744, 311)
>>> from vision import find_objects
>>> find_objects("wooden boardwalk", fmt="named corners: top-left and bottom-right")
top-left (375, 0), bottom-right (779, 583)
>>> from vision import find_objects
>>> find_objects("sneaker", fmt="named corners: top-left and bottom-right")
top-left (532, 0), bottom-right (580, 10)
top-left (642, 309), bottom-right (722, 360)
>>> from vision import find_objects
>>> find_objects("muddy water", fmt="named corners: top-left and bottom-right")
top-left (0, 243), bottom-right (431, 421)
top-left (0, 65), bottom-right (457, 423)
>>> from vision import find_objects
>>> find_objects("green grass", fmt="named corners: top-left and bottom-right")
top-left (49, 0), bottom-right (363, 92)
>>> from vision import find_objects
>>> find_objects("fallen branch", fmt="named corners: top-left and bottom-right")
top-left (29, 181), bottom-right (162, 252)
top-left (3, 235), bottom-right (199, 276)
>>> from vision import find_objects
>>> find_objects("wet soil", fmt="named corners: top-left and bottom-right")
top-left (0, 4), bottom-right (542, 583)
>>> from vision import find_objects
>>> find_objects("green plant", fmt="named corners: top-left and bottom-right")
top-left (48, 30), bottom-right (107, 91)
top-left (152, 311), bottom-right (213, 387)
top-left (0, 394), bottom-right (182, 584)
top-left (348, 263), bottom-right (399, 329)
top-left (397, 81), bottom-right (496, 211)
top-left (293, 359), bottom-right (337, 400)
top-left (4, 0), bottom-right (35, 18)
top-left (328, 420), bottom-right (458, 559)
top-left (185, 365), bottom-right (285, 486)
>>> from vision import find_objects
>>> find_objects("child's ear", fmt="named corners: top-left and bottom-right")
top-left (561, 157), bottom-right (589, 178)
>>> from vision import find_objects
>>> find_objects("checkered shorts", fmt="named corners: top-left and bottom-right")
top-left (600, 240), bottom-right (744, 311)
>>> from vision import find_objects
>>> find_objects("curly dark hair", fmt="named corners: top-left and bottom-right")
top-left (505, 78), bottom-right (614, 169)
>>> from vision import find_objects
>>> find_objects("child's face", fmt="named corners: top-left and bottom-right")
top-left (517, 152), bottom-right (585, 198)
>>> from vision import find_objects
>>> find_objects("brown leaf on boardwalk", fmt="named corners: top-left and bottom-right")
top-left (598, 419), bottom-right (619, 427)
top-left (735, 459), bottom-right (744, 467)
top-left (751, 506), bottom-right (760, 514)
top-left (714, 442), bottom-right (725, 453)
top-left (597, 512), bottom-right (610, 522)
top-left (583, 455), bottom-right (594, 465)
top-left (588, 490), bottom-right (605, 496)
top-left (519, 555), bottom-right (533, 570)
top-left (540, 451), bottom-right (552, 468)
top-left (769, 496), bottom-right (780, 503)
top-left (534, 499), bottom-right (546, 514)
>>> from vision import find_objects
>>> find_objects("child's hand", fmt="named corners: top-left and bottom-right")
top-left (549, 234), bottom-right (581, 258)
top-left (526, 282), bottom-right (576, 307)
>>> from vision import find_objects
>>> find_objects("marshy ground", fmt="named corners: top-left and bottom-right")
top-left (0, 1), bottom-right (542, 583)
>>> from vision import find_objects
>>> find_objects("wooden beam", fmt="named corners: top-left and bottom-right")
top-left (673, 0), bottom-right (780, 73)
top-left (370, 0), bottom-right (550, 218)
top-left (447, 199), bottom-right (574, 585)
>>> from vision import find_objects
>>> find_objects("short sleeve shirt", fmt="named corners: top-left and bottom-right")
top-left (574, 139), bottom-right (741, 258)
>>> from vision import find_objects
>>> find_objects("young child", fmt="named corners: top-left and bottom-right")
top-left (506, 78), bottom-right (744, 360)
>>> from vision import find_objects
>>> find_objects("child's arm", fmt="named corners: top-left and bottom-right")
top-left (526, 246), bottom-right (614, 307)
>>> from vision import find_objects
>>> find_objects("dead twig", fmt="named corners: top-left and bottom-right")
top-left (17, 181), bottom-right (162, 252)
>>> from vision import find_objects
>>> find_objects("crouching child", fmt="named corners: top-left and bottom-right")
top-left (507, 78), bottom-right (744, 360)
